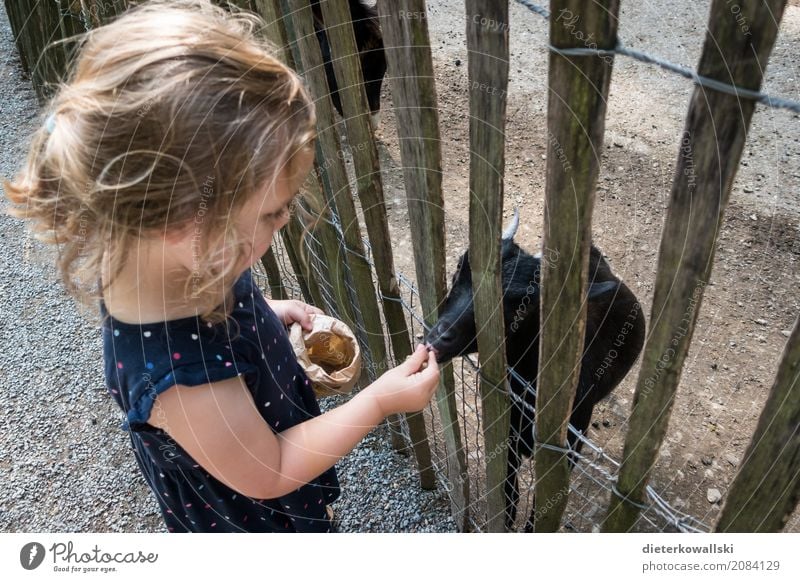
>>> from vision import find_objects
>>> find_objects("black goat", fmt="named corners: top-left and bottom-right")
top-left (426, 213), bottom-right (646, 531)
top-left (312, 0), bottom-right (386, 127)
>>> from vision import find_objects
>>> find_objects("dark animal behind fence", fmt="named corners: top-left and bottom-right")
top-left (312, 0), bottom-right (386, 126)
top-left (426, 214), bottom-right (646, 531)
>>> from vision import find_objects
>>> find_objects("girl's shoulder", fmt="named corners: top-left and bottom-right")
top-left (100, 269), bottom-right (281, 368)
top-left (101, 269), bottom-right (312, 431)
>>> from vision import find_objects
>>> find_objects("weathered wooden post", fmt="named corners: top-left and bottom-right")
top-left (318, 0), bottom-right (435, 486)
top-left (261, 249), bottom-right (288, 300)
top-left (603, 0), bottom-right (789, 532)
top-left (377, 0), bottom-right (471, 529)
top-left (215, 0), bottom-right (254, 11)
top-left (81, 0), bottom-right (129, 26)
top-left (251, 0), bottom-right (326, 309)
top-left (465, 0), bottom-right (511, 532)
top-left (533, 0), bottom-right (620, 532)
top-left (4, 0), bottom-right (84, 103)
top-left (255, 0), bottom-right (360, 331)
top-left (284, 0), bottom-right (409, 450)
top-left (715, 316), bottom-right (800, 532)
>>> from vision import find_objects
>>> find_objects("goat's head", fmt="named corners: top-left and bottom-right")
top-left (426, 210), bottom-right (622, 363)
top-left (426, 210), bottom-right (540, 362)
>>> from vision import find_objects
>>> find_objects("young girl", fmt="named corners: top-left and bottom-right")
top-left (5, 0), bottom-right (439, 533)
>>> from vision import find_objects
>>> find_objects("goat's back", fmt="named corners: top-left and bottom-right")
top-left (582, 248), bottom-right (646, 402)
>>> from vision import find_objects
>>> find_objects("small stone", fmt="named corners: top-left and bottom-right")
top-left (724, 454), bottom-right (739, 467)
top-left (749, 214), bottom-right (758, 220)
top-left (602, 419), bottom-right (611, 428)
top-left (701, 456), bottom-right (713, 466)
top-left (781, 330), bottom-right (791, 337)
top-left (591, 421), bottom-right (600, 429)
top-left (710, 363), bottom-right (718, 370)
top-left (454, 59), bottom-right (461, 67)
top-left (743, 186), bottom-right (754, 193)
top-left (707, 488), bottom-right (722, 504)
top-left (754, 318), bottom-right (767, 326)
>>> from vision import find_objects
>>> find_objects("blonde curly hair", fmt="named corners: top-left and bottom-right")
top-left (4, 0), bottom-right (316, 323)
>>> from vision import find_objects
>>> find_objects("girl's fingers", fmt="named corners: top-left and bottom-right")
top-left (292, 306), bottom-right (313, 330)
top-left (401, 344), bottom-right (427, 373)
top-left (425, 351), bottom-right (438, 374)
top-left (421, 352), bottom-right (439, 382)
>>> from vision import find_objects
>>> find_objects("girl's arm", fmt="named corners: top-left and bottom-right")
top-left (147, 345), bottom-right (438, 499)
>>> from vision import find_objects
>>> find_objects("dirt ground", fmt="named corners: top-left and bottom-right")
top-left (364, 0), bottom-right (799, 531)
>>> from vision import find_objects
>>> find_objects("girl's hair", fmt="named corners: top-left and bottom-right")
top-left (4, 0), bottom-right (316, 323)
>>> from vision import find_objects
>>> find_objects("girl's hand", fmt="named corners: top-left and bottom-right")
top-left (365, 345), bottom-right (439, 416)
top-left (267, 299), bottom-right (324, 331)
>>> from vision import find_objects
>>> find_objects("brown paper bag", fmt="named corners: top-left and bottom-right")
top-left (289, 314), bottom-right (362, 397)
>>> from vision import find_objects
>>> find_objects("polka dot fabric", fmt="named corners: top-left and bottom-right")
top-left (102, 269), bottom-right (340, 532)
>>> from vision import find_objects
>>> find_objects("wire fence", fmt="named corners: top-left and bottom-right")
top-left (252, 0), bottom-right (800, 533)
top-left (514, 0), bottom-right (800, 114)
top-left (254, 224), bottom-right (710, 532)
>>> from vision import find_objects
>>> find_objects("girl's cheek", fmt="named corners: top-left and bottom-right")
top-left (276, 214), bottom-right (291, 231)
top-left (252, 232), bottom-right (275, 265)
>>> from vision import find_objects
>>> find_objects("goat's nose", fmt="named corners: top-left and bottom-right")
top-left (429, 321), bottom-right (455, 345)
top-left (426, 321), bottom-right (461, 363)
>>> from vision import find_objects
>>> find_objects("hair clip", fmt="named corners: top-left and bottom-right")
top-left (45, 113), bottom-right (56, 134)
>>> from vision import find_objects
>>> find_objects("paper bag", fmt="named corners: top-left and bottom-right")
top-left (289, 314), bottom-right (362, 397)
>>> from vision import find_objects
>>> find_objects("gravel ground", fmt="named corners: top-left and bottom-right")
top-left (0, 2), bottom-right (455, 534)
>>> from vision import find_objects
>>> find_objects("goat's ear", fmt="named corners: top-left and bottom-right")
top-left (588, 280), bottom-right (619, 299)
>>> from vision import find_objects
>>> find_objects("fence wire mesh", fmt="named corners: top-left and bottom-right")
top-left (253, 229), bottom-right (711, 533)
top-left (242, 0), bottom-right (800, 533)
top-left (513, 0), bottom-right (800, 114)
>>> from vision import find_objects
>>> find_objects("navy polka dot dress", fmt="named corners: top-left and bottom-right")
top-left (102, 269), bottom-right (340, 532)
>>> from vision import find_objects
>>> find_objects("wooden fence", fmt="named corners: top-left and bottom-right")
top-left (7, 0), bottom-right (798, 533)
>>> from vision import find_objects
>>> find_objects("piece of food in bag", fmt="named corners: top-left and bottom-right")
top-left (307, 333), bottom-right (351, 369)
top-left (289, 314), bottom-right (362, 397)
